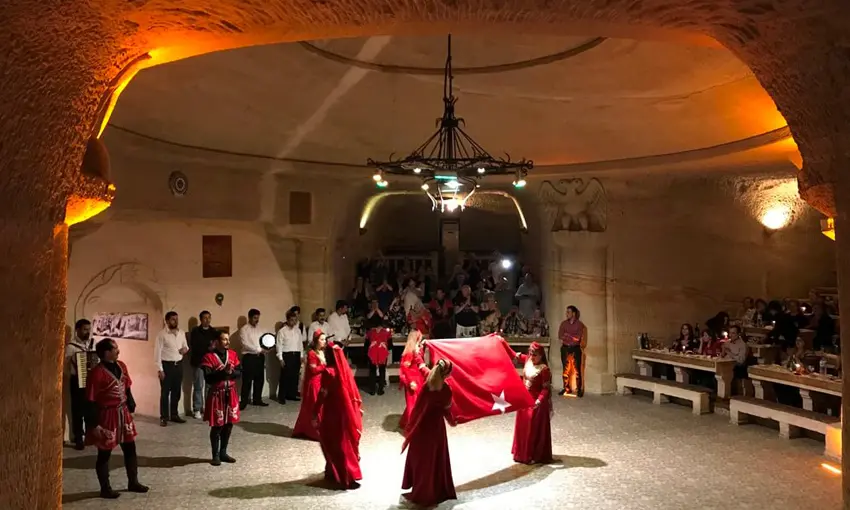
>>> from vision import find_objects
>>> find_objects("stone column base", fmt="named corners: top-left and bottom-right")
top-left (585, 372), bottom-right (617, 395)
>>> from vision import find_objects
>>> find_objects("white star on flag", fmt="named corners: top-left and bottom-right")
top-left (491, 390), bottom-right (511, 414)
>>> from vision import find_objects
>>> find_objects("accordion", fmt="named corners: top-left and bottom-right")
top-left (75, 351), bottom-right (99, 389)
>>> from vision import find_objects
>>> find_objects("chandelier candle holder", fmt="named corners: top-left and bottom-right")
top-left (367, 35), bottom-right (533, 213)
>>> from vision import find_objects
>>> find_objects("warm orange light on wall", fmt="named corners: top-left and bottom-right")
top-left (97, 68), bottom-right (141, 138)
top-left (64, 196), bottom-right (112, 226)
top-left (821, 217), bottom-right (835, 240)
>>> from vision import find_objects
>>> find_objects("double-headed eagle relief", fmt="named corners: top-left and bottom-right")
top-left (538, 178), bottom-right (607, 233)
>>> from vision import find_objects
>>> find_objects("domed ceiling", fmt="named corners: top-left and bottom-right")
top-left (108, 34), bottom-right (789, 168)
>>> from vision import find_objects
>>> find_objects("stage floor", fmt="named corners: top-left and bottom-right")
top-left (62, 392), bottom-right (841, 509)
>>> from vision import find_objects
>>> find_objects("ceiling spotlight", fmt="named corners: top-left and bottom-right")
top-left (421, 183), bottom-right (429, 191)
top-left (377, 180), bottom-right (389, 188)
top-left (446, 180), bottom-right (460, 190)
top-left (477, 167), bottom-right (485, 174)
top-left (413, 168), bottom-right (422, 174)
top-left (372, 171), bottom-right (382, 182)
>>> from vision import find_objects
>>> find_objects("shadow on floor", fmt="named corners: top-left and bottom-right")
top-left (381, 414), bottom-right (404, 435)
top-left (63, 455), bottom-right (208, 470)
top-left (209, 474), bottom-right (346, 499)
top-left (62, 491), bottom-right (102, 504)
top-left (552, 454), bottom-right (607, 469)
top-left (236, 421), bottom-right (294, 438)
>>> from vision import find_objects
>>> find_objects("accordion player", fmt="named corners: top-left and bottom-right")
top-left (75, 351), bottom-right (99, 389)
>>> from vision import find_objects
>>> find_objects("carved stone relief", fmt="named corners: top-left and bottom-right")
top-left (538, 178), bottom-right (607, 232)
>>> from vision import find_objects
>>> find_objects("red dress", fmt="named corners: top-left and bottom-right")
top-left (85, 361), bottom-right (137, 450)
top-left (315, 345), bottom-right (363, 487)
top-left (293, 350), bottom-right (325, 441)
top-left (201, 349), bottom-right (241, 427)
top-left (366, 328), bottom-right (391, 366)
top-left (402, 384), bottom-right (456, 506)
top-left (398, 351), bottom-right (428, 430)
top-left (512, 355), bottom-right (553, 464)
top-left (408, 310), bottom-right (433, 338)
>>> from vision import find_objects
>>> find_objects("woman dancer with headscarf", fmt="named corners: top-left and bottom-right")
top-left (507, 341), bottom-right (553, 464)
top-left (401, 359), bottom-right (456, 506)
top-left (313, 340), bottom-right (363, 489)
top-left (292, 330), bottom-right (327, 441)
top-left (398, 330), bottom-right (429, 431)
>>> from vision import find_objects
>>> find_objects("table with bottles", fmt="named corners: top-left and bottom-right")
top-left (631, 349), bottom-right (737, 399)
top-left (747, 363), bottom-right (842, 413)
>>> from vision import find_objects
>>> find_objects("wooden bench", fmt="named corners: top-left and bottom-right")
top-left (616, 373), bottom-right (711, 415)
top-left (729, 396), bottom-right (840, 440)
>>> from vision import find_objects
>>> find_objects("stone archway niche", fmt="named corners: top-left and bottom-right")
top-left (2, 2), bottom-right (850, 509)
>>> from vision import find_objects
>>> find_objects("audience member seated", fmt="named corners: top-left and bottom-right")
top-left (722, 325), bottom-right (749, 379)
top-left (448, 270), bottom-right (467, 300)
top-left (350, 276), bottom-right (372, 318)
top-left (454, 284), bottom-right (480, 338)
top-left (407, 302), bottom-right (433, 338)
top-left (786, 299), bottom-right (808, 330)
top-left (809, 302), bottom-right (837, 352)
top-left (363, 298), bottom-right (385, 330)
top-left (527, 308), bottom-right (550, 337)
top-left (514, 273), bottom-right (541, 318)
top-left (704, 312), bottom-right (730, 337)
top-left (670, 323), bottom-right (699, 353)
top-left (386, 296), bottom-right (407, 334)
top-left (478, 293), bottom-right (501, 335)
top-left (697, 330), bottom-right (720, 356)
top-left (374, 277), bottom-right (395, 311)
top-left (740, 297), bottom-right (755, 324)
top-left (742, 298), bottom-right (768, 327)
top-left (401, 278), bottom-right (424, 313)
top-left (501, 305), bottom-right (527, 336)
top-left (428, 288), bottom-right (453, 334)
top-left (764, 300), bottom-right (799, 349)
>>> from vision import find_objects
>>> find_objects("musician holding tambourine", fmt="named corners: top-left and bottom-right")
top-left (65, 319), bottom-right (96, 450)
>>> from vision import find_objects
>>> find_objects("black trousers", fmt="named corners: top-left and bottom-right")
top-left (560, 344), bottom-right (584, 393)
top-left (277, 351), bottom-right (301, 402)
top-left (69, 375), bottom-right (89, 444)
top-left (369, 363), bottom-right (387, 390)
top-left (241, 353), bottom-right (265, 404)
top-left (159, 360), bottom-right (183, 419)
top-left (210, 423), bottom-right (234, 457)
top-left (96, 441), bottom-right (139, 490)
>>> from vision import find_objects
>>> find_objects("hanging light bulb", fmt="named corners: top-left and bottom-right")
top-left (513, 178), bottom-right (527, 188)
top-left (373, 170), bottom-right (383, 182)
top-left (421, 183), bottom-right (429, 190)
top-left (477, 167), bottom-right (485, 174)
top-left (413, 168), bottom-right (422, 174)
top-left (377, 179), bottom-right (389, 188)
top-left (446, 179), bottom-right (460, 190)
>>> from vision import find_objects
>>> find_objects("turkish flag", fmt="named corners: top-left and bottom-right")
top-left (425, 334), bottom-right (534, 424)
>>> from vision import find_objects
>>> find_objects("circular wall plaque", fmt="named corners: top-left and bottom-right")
top-left (168, 171), bottom-right (188, 196)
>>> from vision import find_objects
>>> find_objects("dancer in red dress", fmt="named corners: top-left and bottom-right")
top-left (507, 341), bottom-right (553, 464)
top-left (86, 338), bottom-right (150, 499)
top-left (201, 331), bottom-right (242, 466)
top-left (398, 330), bottom-right (429, 430)
top-left (292, 330), bottom-right (328, 441)
top-left (366, 324), bottom-right (392, 395)
top-left (407, 302), bottom-right (433, 338)
top-left (402, 359), bottom-right (456, 507)
top-left (313, 341), bottom-right (363, 489)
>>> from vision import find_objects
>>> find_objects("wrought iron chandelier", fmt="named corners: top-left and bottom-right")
top-left (367, 35), bottom-right (533, 212)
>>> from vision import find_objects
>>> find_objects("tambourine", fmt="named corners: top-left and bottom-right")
top-left (260, 333), bottom-right (276, 350)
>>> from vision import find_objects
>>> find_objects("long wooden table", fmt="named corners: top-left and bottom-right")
top-left (748, 364), bottom-right (842, 413)
top-left (632, 349), bottom-right (737, 399)
top-left (747, 343), bottom-right (780, 365)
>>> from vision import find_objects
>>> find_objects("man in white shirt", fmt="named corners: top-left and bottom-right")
top-left (327, 300), bottom-right (351, 345)
top-left (307, 308), bottom-right (329, 343)
top-left (65, 318), bottom-right (94, 449)
top-left (239, 308), bottom-right (270, 409)
top-left (276, 310), bottom-right (304, 404)
top-left (154, 311), bottom-right (189, 426)
top-left (515, 273), bottom-right (541, 318)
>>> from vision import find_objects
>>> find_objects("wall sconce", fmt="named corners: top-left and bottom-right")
top-left (821, 217), bottom-right (835, 241)
top-left (760, 205), bottom-right (791, 231)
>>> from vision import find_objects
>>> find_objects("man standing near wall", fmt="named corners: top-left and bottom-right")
top-left (239, 309), bottom-right (270, 410)
top-left (275, 310), bottom-right (303, 404)
top-left (155, 311), bottom-right (189, 426)
top-left (327, 300), bottom-right (352, 350)
top-left (558, 305), bottom-right (587, 398)
top-left (189, 311), bottom-right (218, 419)
top-left (65, 318), bottom-right (94, 449)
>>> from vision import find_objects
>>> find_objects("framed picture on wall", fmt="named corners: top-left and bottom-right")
top-left (91, 312), bottom-right (149, 341)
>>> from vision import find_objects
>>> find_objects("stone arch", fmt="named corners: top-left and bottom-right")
top-left (3, 2), bottom-right (850, 509)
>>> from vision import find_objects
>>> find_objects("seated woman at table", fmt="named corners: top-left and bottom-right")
top-left (669, 323), bottom-right (698, 353)
top-left (696, 330), bottom-right (721, 357)
top-left (743, 299), bottom-right (768, 327)
top-left (781, 336), bottom-right (810, 368)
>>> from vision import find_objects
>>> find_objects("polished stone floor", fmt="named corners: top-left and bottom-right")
top-left (62, 392), bottom-right (841, 509)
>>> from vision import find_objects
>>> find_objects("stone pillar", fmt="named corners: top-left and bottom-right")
top-left (833, 151), bottom-right (850, 503)
top-left (549, 231), bottom-right (615, 394)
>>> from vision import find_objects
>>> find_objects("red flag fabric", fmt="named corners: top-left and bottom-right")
top-left (424, 334), bottom-right (534, 424)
